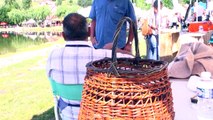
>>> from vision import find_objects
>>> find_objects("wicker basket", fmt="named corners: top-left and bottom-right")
top-left (79, 17), bottom-right (175, 120)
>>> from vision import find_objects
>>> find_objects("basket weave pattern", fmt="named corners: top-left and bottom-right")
top-left (79, 59), bottom-right (174, 120)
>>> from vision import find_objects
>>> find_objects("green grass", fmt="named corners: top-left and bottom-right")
top-left (0, 40), bottom-right (65, 120)
top-left (0, 56), bottom-right (54, 120)
top-left (133, 32), bottom-right (147, 58)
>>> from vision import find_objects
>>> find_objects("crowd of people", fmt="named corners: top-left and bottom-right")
top-left (165, 1), bottom-right (213, 30)
top-left (139, 1), bottom-right (213, 31)
top-left (46, 0), bottom-right (213, 119)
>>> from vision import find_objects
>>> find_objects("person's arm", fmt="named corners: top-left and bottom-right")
top-left (90, 20), bottom-right (97, 45)
top-left (116, 47), bottom-right (132, 55)
top-left (148, 17), bottom-right (158, 31)
top-left (149, 25), bottom-right (158, 31)
top-left (46, 50), bottom-right (53, 78)
top-left (89, 0), bottom-right (97, 45)
top-left (103, 43), bottom-right (132, 55)
top-left (147, 9), bottom-right (158, 31)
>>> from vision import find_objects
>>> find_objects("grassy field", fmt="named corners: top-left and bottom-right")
top-left (0, 40), bottom-right (63, 120)
top-left (0, 34), bottom-right (146, 120)
top-left (0, 56), bottom-right (54, 120)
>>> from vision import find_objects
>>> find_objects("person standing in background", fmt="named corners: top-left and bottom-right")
top-left (89, 0), bottom-right (136, 52)
top-left (193, 1), bottom-right (205, 21)
top-left (145, 0), bottom-right (162, 60)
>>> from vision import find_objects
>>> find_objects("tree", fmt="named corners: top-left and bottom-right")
top-left (28, 6), bottom-right (51, 21)
top-left (67, 0), bottom-right (73, 4)
top-left (162, 0), bottom-right (173, 9)
top-left (8, 9), bottom-right (26, 25)
top-left (22, 0), bottom-right (32, 10)
top-left (56, 5), bottom-right (81, 18)
top-left (0, 6), bottom-right (11, 23)
top-left (4, 0), bottom-right (20, 9)
top-left (181, 0), bottom-right (207, 4)
top-left (135, 0), bottom-right (173, 10)
top-left (56, 0), bottom-right (62, 6)
top-left (0, 0), bottom-right (21, 24)
top-left (182, 0), bottom-right (190, 4)
top-left (135, 0), bottom-right (152, 10)
top-left (77, 0), bottom-right (92, 7)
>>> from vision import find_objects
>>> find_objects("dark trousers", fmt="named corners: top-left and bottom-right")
top-left (194, 16), bottom-right (202, 21)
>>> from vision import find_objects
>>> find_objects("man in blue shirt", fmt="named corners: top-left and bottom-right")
top-left (89, 0), bottom-right (136, 51)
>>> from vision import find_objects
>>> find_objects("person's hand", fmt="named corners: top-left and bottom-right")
top-left (103, 42), bottom-right (113, 49)
top-left (152, 26), bottom-right (158, 31)
top-left (104, 42), bottom-right (132, 55)
top-left (91, 37), bottom-right (97, 45)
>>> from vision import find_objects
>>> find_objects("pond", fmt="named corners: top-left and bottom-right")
top-left (0, 31), bottom-right (62, 55)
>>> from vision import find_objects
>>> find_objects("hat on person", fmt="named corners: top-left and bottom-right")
top-left (209, 33), bottom-right (213, 43)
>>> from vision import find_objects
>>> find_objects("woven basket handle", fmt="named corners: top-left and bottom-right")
top-left (111, 17), bottom-right (140, 63)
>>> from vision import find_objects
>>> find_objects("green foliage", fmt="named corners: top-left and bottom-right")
top-left (0, 6), bottom-right (11, 23)
top-left (77, 0), bottom-right (92, 7)
top-left (55, 6), bottom-right (66, 18)
top-left (0, 0), bottom-right (84, 24)
top-left (56, 0), bottom-right (62, 6)
top-left (0, 2), bottom-right (42, 25)
top-left (0, 55), bottom-right (54, 120)
top-left (56, 5), bottom-right (81, 18)
top-left (135, 0), bottom-right (151, 10)
top-left (182, 0), bottom-right (190, 4)
top-left (0, 0), bottom-right (21, 24)
top-left (22, 0), bottom-right (32, 10)
top-left (8, 9), bottom-right (26, 25)
top-left (162, 0), bottom-right (173, 9)
top-left (67, 0), bottom-right (73, 4)
top-left (4, 0), bottom-right (20, 9)
top-left (27, 6), bottom-right (51, 21)
top-left (135, 0), bottom-right (173, 10)
top-left (181, 0), bottom-right (206, 5)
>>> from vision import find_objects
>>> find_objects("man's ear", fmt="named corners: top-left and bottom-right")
top-left (62, 32), bottom-right (66, 40)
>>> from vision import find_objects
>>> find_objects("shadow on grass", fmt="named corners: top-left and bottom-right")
top-left (31, 107), bottom-right (55, 120)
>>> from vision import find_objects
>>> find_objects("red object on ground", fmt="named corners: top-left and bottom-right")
top-left (0, 22), bottom-right (7, 26)
top-left (2, 33), bottom-right (9, 38)
top-left (188, 21), bottom-right (213, 32)
top-left (209, 22), bottom-right (213, 30)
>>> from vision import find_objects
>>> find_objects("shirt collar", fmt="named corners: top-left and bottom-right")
top-left (65, 41), bottom-right (93, 47)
